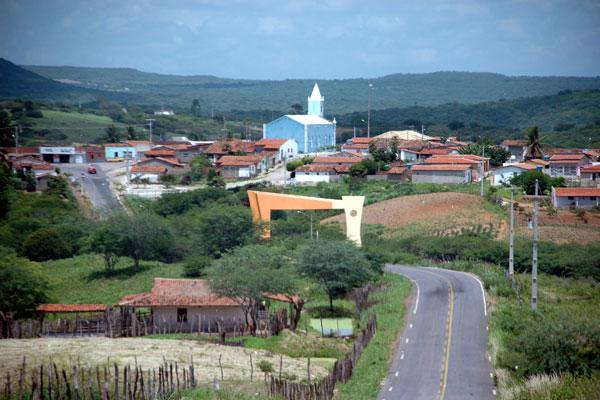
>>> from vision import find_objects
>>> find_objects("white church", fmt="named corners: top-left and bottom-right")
top-left (262, 84), bottom-right (336, 153)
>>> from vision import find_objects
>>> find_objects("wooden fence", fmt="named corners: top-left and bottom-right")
top-left (268, 314), bottom-right (377, 400)
top-left (1, 358), bottom-right (196, 400)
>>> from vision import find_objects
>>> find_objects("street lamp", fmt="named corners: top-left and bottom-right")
top-left (367, 83), bottom-right (373, 138)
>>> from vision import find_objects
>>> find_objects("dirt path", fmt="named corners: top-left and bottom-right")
top-left (0, 337), bottom-right (328, 383)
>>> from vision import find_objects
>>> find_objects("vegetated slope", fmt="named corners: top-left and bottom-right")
top-left (338, 89), bottom-right (600, 132)
top-left (0, 58), bottom-right (137, 104)
top-left (22, 64), bottom-right (600, 112)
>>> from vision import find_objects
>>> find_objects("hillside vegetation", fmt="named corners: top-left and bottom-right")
top-left (20, 62), bottom-right (600, 112)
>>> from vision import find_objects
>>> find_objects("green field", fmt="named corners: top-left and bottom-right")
top-left (22, 109), bottom-right (126, 145)
top-left (42, 254), bottom-right (184, 304)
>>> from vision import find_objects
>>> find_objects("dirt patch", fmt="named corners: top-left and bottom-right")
top-left (322, 192), bottom-right (507, 238)
top-left (515, 205), bottom-right (600, 244)
top-left (0, 337), bottom-right (328, 383)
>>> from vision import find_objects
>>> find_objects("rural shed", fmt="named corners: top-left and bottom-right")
top-left (118, 278), bottom-right (245, 331)
top-left (411, 164), bottom-right (472, 184)
top-left (552, 187), bottom-right (600, 208)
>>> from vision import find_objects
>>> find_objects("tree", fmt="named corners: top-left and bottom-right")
top-left (511, 170), bottom-right (565, 195)
top-left (208, 245), bottom-right (298, 335)
top-left (207, 168), bottom-right (225, 188)
top-left (105, 125), bottom-right (120, 143)
top-left (297, 240), bottom-right (374, 311)
top-left (459, 144), bottom-right (511, 167)
top-left (183, 255), bottom-right (212, 277)
top-left (126, 126), bottom-right (137, 140)
top-left (22, 228), bottom-right (72, 261)
top-left (191, 99), bottom-right (201, 117)
top-left (190, 155), bottom-right (209, 181)
top-left (349, 162), bottom-right (368, 177)
top-left (524, 126), bottom-right (544, 160)
top-left (290, 103), bottom-right (303, 114)
top-left (0, 110), bottom-right (14, 147)
top-left (0, 248), bottom-right (49, 334)
top-left (88, 222), bottom-right (122, 273)
top-left (197, 205), bottom-right (254, 256)
top-left (0, 163), bottom-right (12, 218)
top-left (447, 121), bottom-right (465, 131)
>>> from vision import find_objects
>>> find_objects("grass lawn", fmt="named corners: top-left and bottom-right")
top-left (41, 254), bottom-right (185, 304)
top-left (335, 272), bottom-right (411, 400)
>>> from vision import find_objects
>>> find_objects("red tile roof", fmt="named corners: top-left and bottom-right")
top-left (342, 143), bottom-right (370, 150)
top-left (528, 159), bottom-right (549, 166)
top-left (550, 153), bottom-right (586, 161)
top-left (145, 149), bottom-right (177, 157)
top-left (412, 164), bottom-right (471, 172)
top-left (118, 278), bottom-right (241, 307)
top-left (387, 166), bottom-right (406, 174)
top-left (333, 165), bottom-right (351, 173)
top-left (312, 156), bottom-right (361, 164)
top-left (420, 148), bottom-right (455, 155)
top-left (554, 187), bottom-right (600, 197)
top-left (351, 137), bottom-right (374, 144)
top-left (206, 140), bottom-right (255, 155)
top-left (37, 304), bottom-right (108, 313)
top-left (217, 154), bottom-right (264, 167)
top-left (138, 157), bottom-right (184, 167)
top-left (257, 139), bottom-right (288, 149)
top-left (424, 157), bottom-right (480, 166)
top-left (581, 165), bottom-right (600, 173)
top-left (501, 140), bottom-right (528, 147)
top-left (131, 165), bottom-right (167, 174)
top-left (126, 140), bottom-right (151, 146)
top-left (296, 164), bottom-right (336, 173)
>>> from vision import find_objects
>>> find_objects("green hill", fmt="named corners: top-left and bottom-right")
top-left (22, 63), bottom-right (600, 113)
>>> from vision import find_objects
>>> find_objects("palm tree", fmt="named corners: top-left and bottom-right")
top-left (524, 126), bottom-right (544, 160)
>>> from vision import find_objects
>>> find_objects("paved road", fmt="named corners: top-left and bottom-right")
top-left (59, 163), bottom-right (121, 213)
top-left (380, 265), bottom-right (495, 400)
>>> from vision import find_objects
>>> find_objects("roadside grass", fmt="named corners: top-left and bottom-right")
top-left (180, 382), bottom-right (278, 400)
top-left (335, 272), bottom-right (411, 400)
top-left (41, 254), bottom-right (184, 304)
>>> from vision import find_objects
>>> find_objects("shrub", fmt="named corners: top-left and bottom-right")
top-left (258, 360), bottom-right (274, 374)
top-left (22, 228), bottom-right (72, 261)
top-left (183, 255), bottom-right (212, 277)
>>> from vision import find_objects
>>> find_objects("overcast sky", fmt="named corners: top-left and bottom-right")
top-left (1, 0), bottom-right (599, 79)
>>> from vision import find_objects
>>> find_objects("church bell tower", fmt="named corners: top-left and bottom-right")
top-left (307, 83), bottom-right (324, 117)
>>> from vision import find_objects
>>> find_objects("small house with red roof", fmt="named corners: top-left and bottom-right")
top-left (411, 164), bottom-right (472, 184)
top-left (492, 163), bottom-right (537, 186)
top-left (580, 164), bottom-right (600, 187)
top-left (552, 187), bottom-right (600, 208)
top-left (294, 164), bottom-right (341, 184)
top-left (501, 140), bottom-right (529, 162)
top-left (205, 140), bottom-right (256, 164)
top-left (216, 154), bottom-right (268, 178)
top-left (256, 138), bottom-right (298, 162)
top-left (549, 153), bottom-right (593, 178)
top-left (118, 278), bottom-right (245, 331)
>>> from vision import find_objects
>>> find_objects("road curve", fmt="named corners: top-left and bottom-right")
top-left (379, 265), bottom-right (495, 400)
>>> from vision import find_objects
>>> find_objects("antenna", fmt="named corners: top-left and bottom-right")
top-left (145, 119), bottom-right (155, 143)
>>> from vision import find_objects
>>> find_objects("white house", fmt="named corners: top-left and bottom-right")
top-left (294, 164), bottom-right (341, 184)
top-left (154, 109), bottom-right (175, 116)
top-left (256, 138), bottom-right (298, 162)
top-left (552, 187), bottom-right (600, 209)
top-left (492, 163), bottom-right (537, 186)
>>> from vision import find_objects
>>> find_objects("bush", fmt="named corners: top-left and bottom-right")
top-left (183, 255), bottom-right (212, 277)
top-left (22, 228), bottom-right (72, 261)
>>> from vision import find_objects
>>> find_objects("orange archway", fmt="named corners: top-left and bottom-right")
top-left (247, 190), bottom-right (365, 246)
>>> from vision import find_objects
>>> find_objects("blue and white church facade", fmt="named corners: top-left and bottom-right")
top-left (263, 84), bottom-right (336, 153)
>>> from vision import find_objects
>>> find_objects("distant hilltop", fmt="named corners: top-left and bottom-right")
top-left (1, 57), bottom-right (598, 113)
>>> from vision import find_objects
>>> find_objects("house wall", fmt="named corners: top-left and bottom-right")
top-left (278, 139), bottom-right (298, 161)
top-left (105, 146), bottom-right (137, 160)
top-left (264, 117), bottom-right (334, 153)
top-left (400, 150), bottom-right (418, 162)
top-left (176, 149), bottom-right (202, 164)
top-left (131, 172), bottom-right (161, 183)
top-left (295, 171), bottom-right (334, 184)
top-left (412, 170), bottom-right (470, 184)
top-left (152, 306), bottom-right (246, 331)
top-left (580, 172), bottom-right (600, 187)
top-left (554, 195), bottom-right (600, 208)
top-left (493, 167), bottom-right (525, 186)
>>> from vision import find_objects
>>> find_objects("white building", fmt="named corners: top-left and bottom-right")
top-left (294, 164), bottom-right (341, 184)
top-left (552, 187), bottom-right (600, 208)
top-left (256, 138), bottom-right (298, 162)
top-left (154, 109), bottom-right (175, 116)
top-left (492, 163), bottom-right (537, 186)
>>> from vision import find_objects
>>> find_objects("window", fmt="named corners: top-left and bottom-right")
top-left (568, 196), bottom-right (574, 200)
top-left (591, 197), bottom-right (597, 200)
top-left (177, 308), bottom-right (188, 322)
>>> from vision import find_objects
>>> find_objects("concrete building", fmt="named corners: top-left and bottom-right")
top-left (492, 163), bottom-right (537, 186)
top-left (552, 187), bottom-right (600, 208)
top-left (386, 166), bottom-right (408, 182)
top-left (40, 146), bottom-right (85, 163)
top-left (204, 140), bottom-right (256, 164)
top-left (118, 278), bottom-right (245, 332)
top-left (549, 153), bottom-right (593, 178)
top-left (11, 155), bottom-right (55, 176)
top-left (130, 165), bottom-right (167, 183)
top-left (411, 164), bottom-right (472, 184)
top-left (104, 144), bottom-right (136, 161)
top-left (256, 138), bottom-right (298, 162)
top-left (216, 155), bottom-right (267, 178)
top-left (580, 165), bottom-right (600, 187)
top-left (294, 164), bottom-right (341, 184)
top-left (501, 140), bottom-right (528, 162)
top-left (263, 84), bottom-right (336, 153)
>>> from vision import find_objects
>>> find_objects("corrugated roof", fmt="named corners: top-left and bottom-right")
top-left (285, 114), bottom-right (333, 125)
top-left (554, 187), bottom-right (600, 197)
top-left (118, 278), bottom-right (241, 307)
top-left (37, 304), bottom-right (108, 313)
top-left (412, 164), bottom-right (471, 171)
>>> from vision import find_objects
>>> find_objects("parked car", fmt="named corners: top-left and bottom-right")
top-left (87, 165), bottom-right (97, 174)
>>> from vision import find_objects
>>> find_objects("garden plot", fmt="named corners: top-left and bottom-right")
top-left (0, 337), bottom-right (328, 382)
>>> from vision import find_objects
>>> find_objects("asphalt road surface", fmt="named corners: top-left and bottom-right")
top-left (59, 163), bottom-right (121, 213)
top-left (380, 265), bottom-right (495, 400)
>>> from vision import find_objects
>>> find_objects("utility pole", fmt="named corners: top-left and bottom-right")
top-left (480, 145), bottom-right (485, 197)
top-left (353, 126), bottom-right (356, 138)
top-left (145, 119), bottom-right (155, 143)
top-left (367, 83), bottom-right (373, 138)
top-left (531, 179), bottom-right (539, 312)
top-left (14, 126), bottom-right (19, 154)
top-left (310, 214), bottom-right (314, 240)
top-left (509, 190), bottom-right (515, 283)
